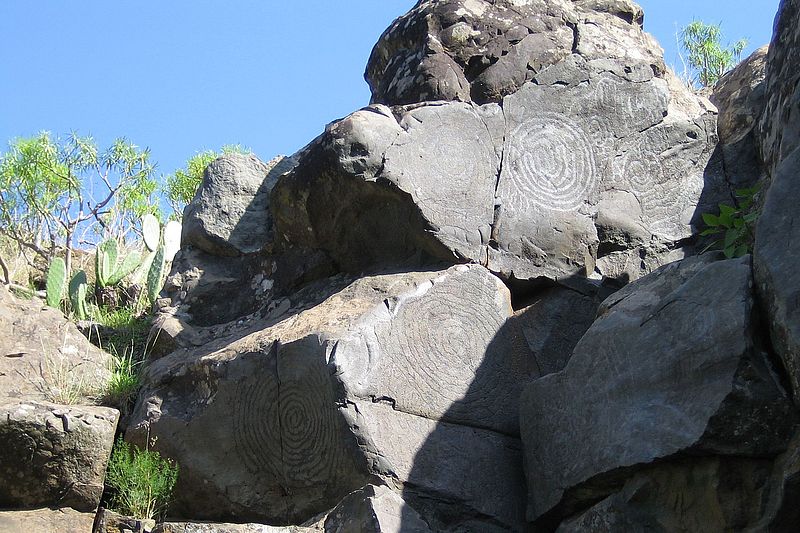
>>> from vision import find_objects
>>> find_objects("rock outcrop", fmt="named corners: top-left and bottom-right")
top-left (122, 0), bottom-right (800, 531)
top-left (130, 265), bottom-right (529, 530)
top-left (519, 254), bottom-right (796, 527)
top-left (755, 0), bottom-right (800, 404)
top-left (0, 287), bottom-right (119, 515)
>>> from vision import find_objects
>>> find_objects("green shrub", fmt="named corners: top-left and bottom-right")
top-left (701, 185), bottom-right (760, 257)
top-left (105, 438), bottom-right (179, 520)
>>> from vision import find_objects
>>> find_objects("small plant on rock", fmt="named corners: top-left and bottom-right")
top-left (105, 438), bottom-right (179, 521)
top-left (701, 185), bottom-right (760, 258)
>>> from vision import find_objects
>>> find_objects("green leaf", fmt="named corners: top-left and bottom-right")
top-left (735, 244), bottom-right (749, 257)
top-left (724, 228), bottom-right (739, 249)
top-left (700, 228), bottom-right (720, 236)
top-left (723, 245), bottom-right (736, 258)
top-left (702, 212), bottom-right (720, 227)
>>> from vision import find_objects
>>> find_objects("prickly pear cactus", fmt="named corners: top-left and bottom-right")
top-left (163, 220), bottom-right (182, 262)
top-left (45, 257), bottom-right (67, 309)
top-left (146, 245), bottom-right (166, 306)
top-left (69, 270), bottom-right (89, 320)
top-left (96, 239), bottom-right (119, 288)
top-left (143, 213), bottom-right (161, 252)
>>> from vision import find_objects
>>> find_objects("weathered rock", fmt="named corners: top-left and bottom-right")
top-left (758, 0), bottom-right (800, 174)
top-left (128, 265), bottom-right (528, 529)
top-left (520, 255), bottom-right (797, 525)
top-left (0, 507), bottom-right (96, 533)
top-left (555, 457), bottom-right (773, 532)
top-left (182, 153), bottom-right (295, 257)
top-left (308, 484), bottom-right (433, 532)
top-left (754, 0), bottom-right (800, 404)
top-left (154, 500), bottom-right (432, 533)
top-left (94, 508), bottom-right (156, 533)
top-left (711, 45), bottom-right (768, 189)
top-left (508, 287), bottom-right (599, 377)
top-left (0, 401), bottom-right (119, 511)
top-left (748, 433), bottom-right (800, 531)
top-left (365, 0), bottom-right (660, 105)
top-left (274, 0), bottom-right (723, 289)
top-left (0, 287), bottom-right (112, 403)
top-left (274, 72), bottom-right (718, 287)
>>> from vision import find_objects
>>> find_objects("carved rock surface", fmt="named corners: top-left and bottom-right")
top-left (274, 67), bottom-right (719, 286)
top-left (182, 153), bottom-right (295, 257)
top-left (0, 402), bottom-right (119, 511)
top-left (129, 265), bottom-right (528, 530)
top-left (520, 255), bottom-right (797, 525)
top-left (754, 0), bottom-right (800, 404)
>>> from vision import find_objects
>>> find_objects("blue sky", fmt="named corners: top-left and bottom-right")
top-left (0, 1), bottom-right (779, 180)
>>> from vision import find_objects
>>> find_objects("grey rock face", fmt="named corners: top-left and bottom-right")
top-left (758, 0), bottom-right (800, 174)
top-left (519, 255), bottom-right (797, 525)
top-left (274, 56), bottom-right (719, 286)
top-left (0, 402), bottom-right (119, 511)
top-left (0, 287), bottom-right (112, 403)
top-left (128, 265), bottom-right (528, 530)
top-left (182, 153), bottom-right (295, 257)
top-left (310, 484), bottom-right (433, 533)
top-left (555, 457), bottom-right (773, 533)
top-left (754, 0), bottom-right (800, 405)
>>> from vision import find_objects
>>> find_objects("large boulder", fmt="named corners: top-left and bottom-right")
top-left (711, 45), bottom-right (768, 189)
top-left (555, 457), bottom-right (773, 532)
top-left (0, 507), bottom-right (96, 533)
top-left (129, 265), bottom-right (528, 530)
top-left (519, 255), bottom-right (797, 526)
top-left (273, 0), bottom-right (724, 289)
top-left (0, 287), bottom-right (112, 403)
top-left (182, 153), bottom-right (295, 257)
top-left (365, 0), bottom-right (660, 105)
top-left (754, 0), bottom-right (800, 404)
top-left (0, 287), bottom-right (119, 513)
top-left (0, 402), bottom-right (118, 511)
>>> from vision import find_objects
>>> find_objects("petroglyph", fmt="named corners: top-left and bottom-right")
top-left (502, 113), bottom-right (598, 213)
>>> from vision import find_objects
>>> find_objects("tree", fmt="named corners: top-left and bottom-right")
top-left (163, 145), bottom-right (249, 219)
top-left (0, 132), bottom-right (159, 281)
top-left (680, 21), bottom-right (747, 88)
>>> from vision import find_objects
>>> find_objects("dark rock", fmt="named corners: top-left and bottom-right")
top-left (0, 402), bottom-right (119, 511)
top-left (520, 255), bottom-right (797, 525)
top-left (128, 265), bottom-right (527, 530)
top-left (365, 0), bottom-right (661, 106)
top-left (556, 457), bottom-right (773, 532)
top-left (754, 0), bottom-right (800, 405)
top-left (711, 45), bottom-right (768, 189)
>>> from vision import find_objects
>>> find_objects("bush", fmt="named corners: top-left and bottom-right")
top-left (105, 438), bottom-right (179, 520)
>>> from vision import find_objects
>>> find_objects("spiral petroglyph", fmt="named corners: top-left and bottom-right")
top-left (374, 267), bottom-right (511, 427)
top-left (232, 347), bottom-right (348, 488)
top-left (504, 113), bottom-right (598, 212)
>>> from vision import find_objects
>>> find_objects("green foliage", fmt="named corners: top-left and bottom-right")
top-left (146, 245), bottom-right (166, 306)
top-left (69, 270), bottom-right (89, 320)
top-left (96, 238), bottom-right (141, 288)
top-left (105, 350), bottom-right (141, 408)
top-left (680, 20), bottom-right (747, 87)
top-left (701, 185), bottom-right (760, 258)
top-left (0, 132), bottom-right (159, 279)
top-left (163, 145), bottom-right (249, 218)
top-left (45, 256), bottom-right (66, 308)
top-left (105, 438), bottom-right (179, 520)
